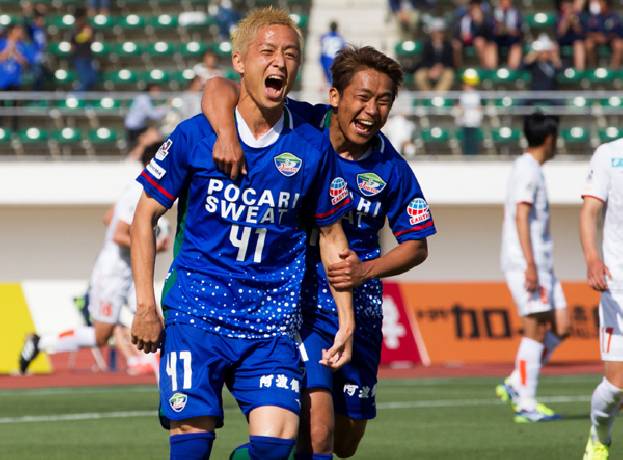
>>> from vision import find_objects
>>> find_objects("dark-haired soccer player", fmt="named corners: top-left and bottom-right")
top-left (202, 45), bottom-right (436, 459)
top-left (496, 113), bottom-right (569, 422)
top-left (130, 8), bottom-right (354, 460)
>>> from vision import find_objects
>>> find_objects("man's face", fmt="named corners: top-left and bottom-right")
top-left (233, 24), bottom-right (301, 110)
top-left (545, 133), bottom-right (558, 160)
top-left (329, 68), bottom-right (394, 146)
top-left (9, 26), bottom-right (23, 41)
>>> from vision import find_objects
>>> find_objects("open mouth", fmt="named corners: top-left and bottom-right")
top-left (264, 74), bottom-right (285, 100)
top-left (353, 118), bottom-right (376, 136)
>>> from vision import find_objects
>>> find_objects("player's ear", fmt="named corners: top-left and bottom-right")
top-left (232, 50), bottom-right (244, 75)
top-left (328, 87), bottom-right (340, 110)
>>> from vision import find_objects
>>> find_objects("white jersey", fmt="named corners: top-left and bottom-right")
top-left (501, 153), bottom-right (553, 272)
top-left (583, 139), bottom-right (623, 284)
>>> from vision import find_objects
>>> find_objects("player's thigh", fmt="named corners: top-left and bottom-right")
top-left (228, 335), bottom-right (303, 439)
top-left (170, 416), bottom-right (218, 435)
top-left (334, 415), bottom-right (367, 458)
top-left (88, 274), bottom-right (128, 325)
top-left (598, 290), bottom-right (623, 366)
top-left (159, 324), bottom-right (228, 430)
top-left (92, 320), bottom-right (116, 347)
top-left (505, 270), bottom-right (554, 319)
top-left (297, 389), bottom-right (334, 454)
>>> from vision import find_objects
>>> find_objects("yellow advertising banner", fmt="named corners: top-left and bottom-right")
top-left (398, 282), bottom-right (601, 364)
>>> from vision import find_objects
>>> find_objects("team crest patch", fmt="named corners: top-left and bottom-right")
top-left (274, 152), bottom-right (303, 176)
top-left (357, 172), bottom-right (386, 197)
top-left (330, 177), bottom-right (349, 205)
top-left (407, 198), bottom-right (430, 225)
top-left (155, 139), bottom-right (172, 161)
top-left (169, 392), bottom-right (187, 413)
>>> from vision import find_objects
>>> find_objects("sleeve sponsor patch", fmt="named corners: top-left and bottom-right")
top-left (155, 139), bottom-right (172, 161)
top-left (407, 198), bottom-right (430, 225)
top-left (329, 177), bottom-right (349, 205)
top-left (146, 158), bottom-right (167, 179)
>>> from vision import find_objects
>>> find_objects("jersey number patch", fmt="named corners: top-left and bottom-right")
top-left (166, 351), bottom-right (192, 391)
top-left (229, 225), bottom-right (267, 263)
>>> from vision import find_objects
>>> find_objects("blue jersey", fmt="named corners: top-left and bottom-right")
top-left (286, 99), bottom-right (437, 334)
top-left (137, 111), bottom-right (351, 339)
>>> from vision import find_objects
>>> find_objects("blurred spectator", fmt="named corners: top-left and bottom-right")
top-left (456, 69), bottom-right (482, 155)
top-left (453, 0), bottom-right (495, 69)
top-left (320, 21), bottom-right (346, 85)
top-left (414, 18), bottom-right (455, 92)
top-left (71, 9), bottom-right (97, 91)
top-left (163, 76), bottom-right (203, 132)
top-left (0, 24), bottom-right (35, 130)
top-left (124, 84), bottom-right (168, 147)
top-left (384, 111), bottom-right (417, 158)
top-left (583, 0), bottom-right (623, 68)
top-left (491, 0), bottom-right (523, 68)
top-left (87, 0), bottom-right (110, 17)
top-left (556, 0), bottom-right (586, 69)
top-left (193, 50), bottom-right (224, 86)
top-left (212, 0), bottom-right (240, 40)
top-left (523, 35), bottom-right (562, 105)
top-left (25, 7), bottom-right (51, 90)
top-left (389, 0), bottom-right (435, 39)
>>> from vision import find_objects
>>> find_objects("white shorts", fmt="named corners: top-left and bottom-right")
top-left (505, 270), bottom-right (567, 317)
top-left (88, 270), bottom-right (134, 324)
top-left (599, 290), bottom-right (623, 361)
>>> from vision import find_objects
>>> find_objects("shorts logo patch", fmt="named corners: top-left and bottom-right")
top-left (611, 158), bottom-right (623, 168)
top-left (146, 158), bottom-right (167, 179)
top-left (407, 198), bottom-right (430, 225)
top-left (169, 392), bottom-right (187, 412)
top-left (155, 139), bottom-right (172, 161)
top-left (357, 172), bottom-right (386, 197)
top-left (330, 177), bottom-right (349, 205)
top-left (274, 153), bottom-right (303, 177)
top-left (343, 384), bottom-right (359, 397)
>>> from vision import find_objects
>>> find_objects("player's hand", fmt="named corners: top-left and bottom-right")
top-left (213, 134), bottom-right (247, 180)
top-left (327, 250), bottom-right (368, 290)
top-left (156, 236), bottom-right (171, 253)
top-left (131, 307), bottom-right (163, 354)
top-left (587, 257), bottom-right (611, 291)
top-left (524, 263), bottom-right (538, 292)
top-left (319, 326), bottom-right (353, 370)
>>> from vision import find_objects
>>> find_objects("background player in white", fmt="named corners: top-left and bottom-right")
top-left (497, 113), bottom-right (569, 422)
top-left (19, 143), bottom-right (171, 374)
top-left (581, 138), bottom-right (623, 459)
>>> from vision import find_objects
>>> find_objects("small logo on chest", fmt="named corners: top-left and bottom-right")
top-left (357, 172), bottom-right (387, 197)
top-left (274, 152), bottom-right (303, 176)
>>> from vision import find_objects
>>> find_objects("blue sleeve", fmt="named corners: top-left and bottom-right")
top-left (136, 126), bottom-right (191, 208)
top-left (286, 98), bottom-right (330, 128)
top-left (385, 154), bottom-right (437, 243)
top-left (309, 144), bottom-right (352, 228)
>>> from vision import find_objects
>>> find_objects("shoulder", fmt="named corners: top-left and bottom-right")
top-left (287, 109), bottom-right (326, 152)
top-left (592, 139), bottom-right (621, 163)
top-left (174, 114), bottom-right (216, 141)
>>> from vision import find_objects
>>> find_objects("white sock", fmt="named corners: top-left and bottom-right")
top-left (542, 331), bottom-right (562, 365)
top-left (39, 327), bottom-right (96, 354)
top-left (591, 377), bottom-right (622, 445)
top-left (514, 337), bottom-right (544, 411)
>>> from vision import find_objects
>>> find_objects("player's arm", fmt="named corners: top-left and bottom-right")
top-left (580, 196), bottom-right (610, 291)
top-left (113, 220), bottom-right (132, 248)
top-left (516, 202), bottom-right (538, 291)
top-left (201, 76), bottom-right (246, 179)
top-left (130, 192), bottom-right (167, 353)
top-left (318, 220), bottom-right (355, 370)
top-left (327, 239), bottom-right (428, 289)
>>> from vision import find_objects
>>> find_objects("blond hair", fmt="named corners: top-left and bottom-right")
top-left (231, 7), bottom-right (303, 54)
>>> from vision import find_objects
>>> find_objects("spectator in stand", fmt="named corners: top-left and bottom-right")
top-left (556, 0), bottom-right (586, 70)
top-left (456, 69), bottom-right (483, 155)
top-left (384, 111), bottom-right (417, 158)
top-left (523, 35), bottom-right (562, 106)
top-left (26, 7), bottom-right (50, 90)
top-left (214, 0), bottom-right (240, 40)
top-left (389, 0), bottom-right (436, 39)
top-left (71, 9), bottom-right (97, 91)
top-left (414, 18), bottom-right (455, 92)
top-left (192, 50), bottom-right (224, 86)
top-left (87, 0), bottom-right (110, 17)
top-left (319, 20), bottom-right (346, 85)
top-left (453, 0), bottom-right (495, 69)
top-left (583, 0), bottom-right (623, 68)
top-left (491, 0), bottom-right (523, 68)
top-left (0, 24), bottom-right (35, 130)
top-left (124, 84), bottom-right (169, 147)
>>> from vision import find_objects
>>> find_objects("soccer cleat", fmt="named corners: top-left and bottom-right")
top-left (495, 378), bottom-right (519, 409)
top-left (19, 334), bottom-right (41, 374)
top-left (583, 429), bottom-right (609, 460)
top-left (514, 406), bottom-right (562, 423)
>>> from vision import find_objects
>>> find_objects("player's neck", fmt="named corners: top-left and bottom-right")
top-left (236, 90), bottom-right (284, 140)
top-left (329, 119), bottom-right (369, 160)
top-left (526, 148), bottom-right (546, 165)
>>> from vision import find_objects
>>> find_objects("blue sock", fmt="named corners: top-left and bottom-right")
top-left (170, 432), bottom-right (215, 460)
top-left (295, 454), bottom-right (333, 460)
top-left (249, 435), bottom-right (295, 460)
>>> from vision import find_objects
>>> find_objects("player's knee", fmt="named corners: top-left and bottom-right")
top-left (309, 422), bottom-right (333, 454)
top-left (334, 436), bottom-right (363, 458)
top-left (334, 418), bottom-right (366, 458)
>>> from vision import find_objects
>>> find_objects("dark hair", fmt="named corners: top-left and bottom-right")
top-left (141, 141), bottom-right (164, 167)
top-left (329, 21), bottom-right (338, 32)
top-left (331, 46), bottom-right (403, 99)
top-left (523, 112), bottom-right (559, 147)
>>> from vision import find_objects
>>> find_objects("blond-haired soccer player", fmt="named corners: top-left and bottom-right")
top-left (130, 8), bottom-right (354, 460)
top-left (581, 138), bottom-right (623, 459)
top-left (496, 113), bottom-right (569, 422)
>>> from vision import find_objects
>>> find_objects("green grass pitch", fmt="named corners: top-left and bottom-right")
top-left (0, 374), bottom-right (615, 459)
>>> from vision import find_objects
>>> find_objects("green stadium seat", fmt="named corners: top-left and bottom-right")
top-left (180, 41), bottom-right (208, 58)
top-left (54, 69), bottom-right (76, 86)
top-left (173, 69), bottom-right (197, 85)
top-left (90, 41), bottom-right (113, 58)
top-left (527, 12), bottom-right (556, 30)
top-left (47, 14), bottom-right (76, 31)
top-left (105, 69), bottom-right (139, 86)
top-left (115, 41), bottom-right (144, 58)
top-left (587, 67), bottom-right (615, 85)
top-left (394, 40), bottom-right (422, 58)
top-left (215, 41), bottom-right (233, 58)
top-left (0, 127), bottom-right (12, 143)
top-left (491, 126), bottom-right (521, 143)
top-left (599, 127), bottom-right (622, 143)
top-left (561, 126), bottom-right (589, 143)
top-left (119, 14), bottom-right (146, 29)
top-left (290, 13), bottom-right (308, 29)
top-left (19, 127), bottom-right (48, 143)
top-left (52, 127), bottom-right (82, 143)
top-left (558, 68), bottom-right (586, 85)
top-left (142, 69), bottom-right (171, 85)
top-left (150, 14), bottom-right (179, 30)
top-left (455, 128), bottom-right (484, 142)
top-left (49, 41), bottom-right (73, 58)
top-left (414, 96), bottom-right (453, 108)
top-left (90, 14), bottom-right (116, 30)
top-left (600, 96), bottom-right (623, 108)
top-left (0, 14), bottom-right (15, 27)
top-left (89, 127), bottom-right (118, 143)
top-left (421, 127), bottom-right (450, 143)
top-left (147, 41), bottom-right (176, 58)
top-left (92, 97), bottom-right (123, 111)
top-left (491, 68), bottom-right (521, 85)
top-left (492, 96), bottom-right (519, 108)
top-left (223, 68), bottom-right (240, 81)
top-left (56, 96), bottom-right (86, 110)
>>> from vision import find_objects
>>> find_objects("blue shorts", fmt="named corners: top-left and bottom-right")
top-left (299, 323), bottom-right (382, 420)
top-left (159, 324), bottom-right (303, 429)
